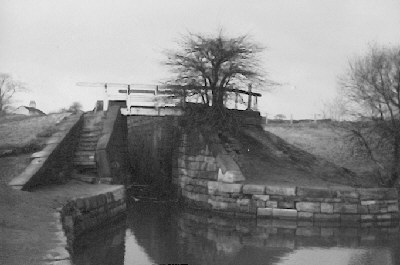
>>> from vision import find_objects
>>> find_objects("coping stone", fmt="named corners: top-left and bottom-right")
top-left (243, 184), bottom-right (265, 195)
top-left (296, 202), bottom-right (321, 213)
top-left (8, 159), bottom-right (45, 186)
top-left (265, 185), bottom-right (296, 196)
top-left (257, 208), bottom-right (273, 217)
top-left (272, 208), bottom-right (298, 219)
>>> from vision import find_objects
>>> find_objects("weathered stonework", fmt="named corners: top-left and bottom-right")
top-left (60, 186), bottom-right (126, 245)
top-left (173, 130), bottom-right (400, 223)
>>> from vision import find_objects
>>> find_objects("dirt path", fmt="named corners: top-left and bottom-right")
top-left (0, 180), bottom-right (123, 265)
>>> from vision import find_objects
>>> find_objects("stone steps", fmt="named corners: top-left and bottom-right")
top-left (73, 111), bottom-right (105, 176)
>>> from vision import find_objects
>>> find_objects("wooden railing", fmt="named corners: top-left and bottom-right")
top-left (76, 82), bottom-right (261, 111)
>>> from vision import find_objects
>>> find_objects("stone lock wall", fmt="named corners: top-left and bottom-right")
top-left (173, 130), bottom-right (400, 222)
top-left (96, 106), bottom-right (130, 184)
top-left (60, 186), bottom-right (126, 245)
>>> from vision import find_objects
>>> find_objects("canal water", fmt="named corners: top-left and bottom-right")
top-left (72, 200), bottom-right (400, 265)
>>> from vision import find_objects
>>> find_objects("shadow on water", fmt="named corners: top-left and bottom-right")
top-left (72, 201), bottom-right (400, 265)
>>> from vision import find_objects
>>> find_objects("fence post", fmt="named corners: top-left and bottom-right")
top-left (104, 83), bottom-right (109, 111)
top-left (247, 84), bottom-right (252, 110)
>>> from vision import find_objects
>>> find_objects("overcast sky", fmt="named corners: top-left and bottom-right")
top-left (1, 0), bottom-right (399, 118)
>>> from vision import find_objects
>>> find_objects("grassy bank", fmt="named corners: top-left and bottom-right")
top-left (0, 113), bottom-right (71, 184)
top-left (264, 122), bottom-right (381, 186)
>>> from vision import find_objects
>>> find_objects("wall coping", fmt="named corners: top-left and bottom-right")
top-left (8, 113), bottom-right (83, 190)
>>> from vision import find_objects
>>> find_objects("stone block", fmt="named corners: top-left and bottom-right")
top-left (376, 214), bottom-right (392, 221)
top-left (298, 212), bottom-right (314, 220)
top-left (266, 201), bottom-right (278, 208)
top-left (278, 201), bottom-right (295, 209)
top-left (321, 203), bottom-right (334, 214)
top-left (208, 199), bottom-right (236, 211)
top-left (358, 188), bottom-right (398, 200)
top-left (206, 163), bottom-right (217, 172)
top-left (333, 203), bottom-right (358, 214)
top-left (361, 200), bottom-right (378, 206)
top-left (184, 185), bottom-right (194, 192)
top-left (314, 213), bottom-right (340, 222)
top-left (217, 168), bottom-right (245, 183)
top-left (335, 187), bottom-right (359, 199)
top-left (253, 195), bottom-right (270, 201)
top-left (296, 202), bottom-right (321, 213)
top-left (341, 214), bottom-right (360, 223)
top-left (243, 184), bottom-right (265, 195)
top-left (209, 195), bottom-right (236, 203)
top-left (219, 183), bottom-right (243, 193)
top-left (367, 204), bottom-right (380, 214)
top-left (257, 208), bottom-right (273, 217)
top-left (186, 169), bottom-right (198, 178)
top-left (297, 187), bottom-right (335, 198)
top-left (265, 185), bottom-right (296, 196)
top-left (113, 188), bottom-right (125, 202)
top-left (188, 161), bottom-right (200, 170)
top-left (177, 159), bottom-right (186, 168)
top-left (236, 198), bottom-right (251, 206)
top-left (357, 205), bottom-right (369, 214)
top-left (256, 200), bottom-right (266, 208)
top-left (360, 214), bottom-right (375, 222)
top-left (272, 208), bottom-right (298, 219)
top-left (388, 204), bottom-right (399, 212)
top-left (379, 207), bottom-right (388, 213)
top-left (197, 171), bottom-right (218, 180)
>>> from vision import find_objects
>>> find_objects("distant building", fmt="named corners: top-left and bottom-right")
top-left (12, 101), bottom-right (46, 116)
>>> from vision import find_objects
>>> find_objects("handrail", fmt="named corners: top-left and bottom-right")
top-left (76, 82), bottom-right (261, 111)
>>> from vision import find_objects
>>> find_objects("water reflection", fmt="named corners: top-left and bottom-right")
top-left (72, 202), bottom-right (400, 265)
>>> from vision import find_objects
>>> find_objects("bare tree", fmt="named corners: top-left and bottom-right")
top-left (321, 88), bottom-right (348, 121)
top-left (274, 114), bottom-right (286, 120)
top-left (68, 101), bottom-right (83, 114)
top-left (0, 73), bottom-right (27, 115)
top-left (339, 44), bottom-right (400, 186)
top-left (164, 31), bottom-right (267, 109)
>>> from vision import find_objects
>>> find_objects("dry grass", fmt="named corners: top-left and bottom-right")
top-left (0, 113), bottom-right (72, 184)
top-left (264, 123), bottom-right (379, 185)
top-left (0, 113), bottom-right (70, 151)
